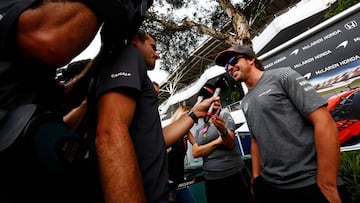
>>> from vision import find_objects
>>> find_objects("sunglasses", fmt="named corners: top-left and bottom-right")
top-left (225, 54), bottom-right (245, 71)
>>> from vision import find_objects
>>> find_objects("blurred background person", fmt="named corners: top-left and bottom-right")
top-left (167, 105), bottom-right (197, 203)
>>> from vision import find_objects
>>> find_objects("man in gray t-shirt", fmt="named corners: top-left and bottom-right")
top-left (213, 45), bottom-right (350, 203)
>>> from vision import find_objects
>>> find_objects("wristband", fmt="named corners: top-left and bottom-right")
top-left (187, 110), bottom-right (198, 124)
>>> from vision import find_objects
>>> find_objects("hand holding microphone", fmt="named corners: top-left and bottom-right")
top-left (190, 96), bottom-right (221, 120)
top-left (188, 82), bottom-right (222, 124)
top-left (204, 77), bottom-right (228, 123)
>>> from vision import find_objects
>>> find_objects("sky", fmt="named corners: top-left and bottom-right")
top-left (71, 0), bottom-right (247, 85)
top-left (71, 29), bottom-right (169, 85)
top-left (71, 0), bottom-right (225, 85)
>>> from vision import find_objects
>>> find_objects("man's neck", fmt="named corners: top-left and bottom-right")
top-left (246, 69), bottom-right (264, 90)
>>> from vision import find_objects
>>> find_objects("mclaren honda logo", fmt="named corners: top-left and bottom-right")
top-left (303, 72), bottom-right (311, 80)
top-left (336, 41), bottom-right (348, 49)
top-left (290, 49), bottom-right (299, 56)
top-left (344, 20), bottom-right (357, 30)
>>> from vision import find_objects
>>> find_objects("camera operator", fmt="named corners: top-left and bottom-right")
top-left (0, 0), bottom-right (152, 202)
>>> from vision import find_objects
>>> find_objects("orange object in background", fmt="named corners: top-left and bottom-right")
top-left (327, 86), bottom-right (360, 146)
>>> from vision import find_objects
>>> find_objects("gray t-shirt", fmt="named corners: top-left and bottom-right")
top-left (241, 67), bottom-right (327, 189)
top-left (195, 112), bottom-right (245, 180)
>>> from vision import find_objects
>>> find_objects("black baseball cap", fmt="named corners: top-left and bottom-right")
top-left (215, 45), bottom-right (256, 67)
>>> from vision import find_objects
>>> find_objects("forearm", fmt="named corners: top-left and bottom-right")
top-left (251, 138), bottom-right (261, 179)
top-left (164, 96), bottom-right (220, 147)
top-left (220, 129), bottom-right (236, 148)
top-left (310, 107), bottom-right (341, 202)
top-left (192, 137), bottom-right (222, 158)
top-left (315, 127), bottom-right (340, 181)
top-left (163, 113), bottom-right (195, 147)
top-left (315, 123), bottom-right (341, 202)
top-left (211, 114), bottom-right (235, 148)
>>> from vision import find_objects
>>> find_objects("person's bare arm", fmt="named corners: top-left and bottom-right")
top-left (163, 96), bottom-right (220, 147)
top-left (17, 1), bottom-right (100, 67)
top-left (187, 130), bottom-right (195, 145)
top-left (221, 129), bottom-right (236, 148)
top-left (308, 106), bottom-right (341, 203)
top-left (192, 136), bottom-right (222, 158)
top-left (211, 115), bottom-right (236, 148)
top-left (96, 91), bottom-right (146, 203)
top-left (251, 137), bottom-right (261, 180)
top-left (63, 98), bottom-right (87, 131)
top-left (163, 112), bottom-right (198, 147)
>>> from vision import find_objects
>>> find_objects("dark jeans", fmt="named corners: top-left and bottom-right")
top-left (252, 176), bottom-right (352, 203)
top-left (205, 170), bottom-right (253, 203)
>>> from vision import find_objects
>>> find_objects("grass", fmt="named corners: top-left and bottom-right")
top-left (340, 150), bottom-right (360, 202)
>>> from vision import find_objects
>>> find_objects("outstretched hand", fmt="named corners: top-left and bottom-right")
top-left (191, 96), bottom-right (220, 118)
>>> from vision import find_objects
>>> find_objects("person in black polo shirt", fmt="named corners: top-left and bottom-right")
top-left (87, 29), bottom-right (221, 203)
top-left (0, 0), bottom-right (155, 202)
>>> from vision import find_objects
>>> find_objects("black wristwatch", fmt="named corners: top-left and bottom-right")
top-left (187, 110), bottom-right (198, 124)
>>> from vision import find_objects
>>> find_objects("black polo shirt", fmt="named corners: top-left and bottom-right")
top-left (88, 45), bottom-right (169, 203)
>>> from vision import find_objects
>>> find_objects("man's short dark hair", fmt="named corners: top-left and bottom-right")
top-left (136, 29), bottom-right (148, 42)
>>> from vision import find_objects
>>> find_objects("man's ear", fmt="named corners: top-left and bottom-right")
top-left (131, 37), bottom-right (139, 47)
top-left (249, 57), bottom-right (255, 65)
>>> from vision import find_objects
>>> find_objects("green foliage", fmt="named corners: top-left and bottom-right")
top-left (146, 0), bottom-right (292, 73)
top-left (340, 150), bottom-right (360, 202)
top-left (325, 0), bottom-right (359, 18)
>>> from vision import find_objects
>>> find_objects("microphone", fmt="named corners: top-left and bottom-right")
top-left (204, 77), bottom-right (228, 123)
top-left (194, 83), bottom-right (215, 106)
